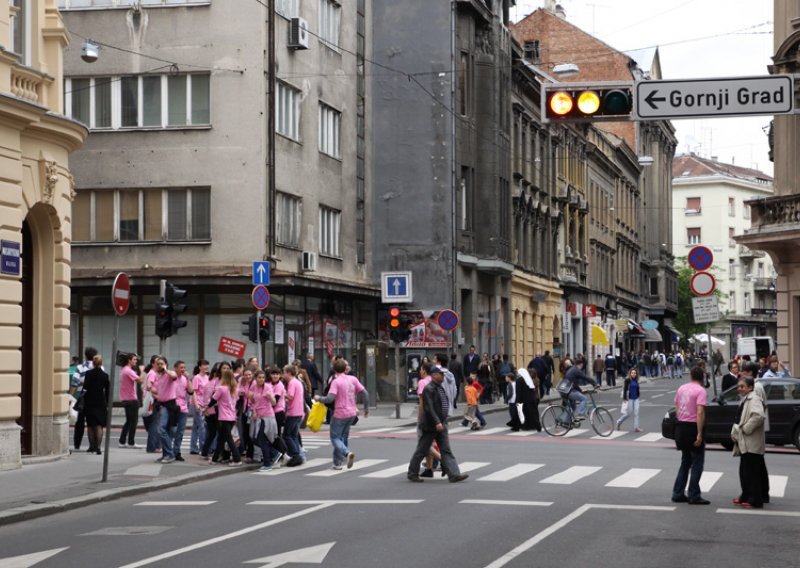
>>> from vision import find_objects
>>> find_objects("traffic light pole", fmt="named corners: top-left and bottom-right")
top-left (258, 310), bottom-right (266, 369)
top-left (159, 279), bottom-right (167, 356)
top-left (394, 342), bottom-right (401, 419)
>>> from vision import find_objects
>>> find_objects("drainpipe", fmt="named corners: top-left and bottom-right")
top-left (450, 0), bottom-right (458, 352)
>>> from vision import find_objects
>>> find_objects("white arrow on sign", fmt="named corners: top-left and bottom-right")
top-left (244, 542), bottom-right (335, 568)
top-left (256, 264), bottom-right (267, 282)
top-left (0, 547), bottom-right (69, 568)
top-left (392, 278), bottom-right (401, 294)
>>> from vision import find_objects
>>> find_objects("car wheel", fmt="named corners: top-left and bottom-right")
top-left (720, 440), bottom-right (734, 451)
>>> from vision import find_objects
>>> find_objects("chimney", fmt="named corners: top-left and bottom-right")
top-left (731, 156), bottom-right (735, 165)
top-left (711, 155), bottom-right (718, 161)
top-left (555, 3), bottom-right (567, 18)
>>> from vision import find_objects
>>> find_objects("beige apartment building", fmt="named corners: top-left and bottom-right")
top-left (0, 1), bottom-right (86, 469)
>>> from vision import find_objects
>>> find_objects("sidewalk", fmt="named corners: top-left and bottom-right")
top-left (0, 382), bottom-right (625, 527)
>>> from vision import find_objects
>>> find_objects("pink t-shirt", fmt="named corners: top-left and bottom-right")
top-left (252, 382), bottom-right (275, 418)
top-left (285, 378), bottom-right (305, 417)
top-left (155, 371), bottom-right (178, 402)
top-left (272, 380), bottom-right (286, 413)
top-left (146, 369), bottom-right (158, 393)
top-left (175, 376), bottom-right (189, 413)
top-left (417, 376), bottom-right (432, 396)
top-left (213, 384), bottom-right (238, 422)
top-left (119, 366), bottom-right (139, 401)
top-left (192, 373), bottom-right (209, 406)
top-left (328, 374), bottom-right (366, 419)
top-left (675, 382), bottom-right (707, 422)
top-left (204, 378), bottom-right (220, 416)
top-left (238, 378), bottom-right (254, 411)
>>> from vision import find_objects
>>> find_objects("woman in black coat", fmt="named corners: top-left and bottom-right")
top-left (516, 368), bottom-right (541, 431)
top-left (82, 355), bottom-right (110, 454)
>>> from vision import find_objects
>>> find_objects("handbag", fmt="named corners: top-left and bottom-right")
top-left (140, 391), bottom-right (154, 418)
top-left (73, 390), bottom-right (86, 413)
top-left (516, 403), bottom-right (525, 425)
top-left (620, 400), bottom-right (629, 415)
top-left (306, 401), bottom-right (327, 432)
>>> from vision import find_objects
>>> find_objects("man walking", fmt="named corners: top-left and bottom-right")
top-left (72, 346), bottom-right (98, 450)
top-left (407, 366), bottom-right (468, 483)
top-left (448, 353), bottom-right (463, 408)
top-left (150, 356), bottom-right (179, 464)
top-left (671, 366), bottom-right (710, 505)
top-left (530, 353), bottom-right (549, 399)
top-left (592, 355), bottom-right (604, 385)
top-left (463, 345), bottom-right (480, 377)
top-left (604, 351), bottom-right (617, 387)
top-left (301, 353), bottom-right (324, 395)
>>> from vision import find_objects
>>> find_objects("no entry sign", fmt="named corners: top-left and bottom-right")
top-left (690, 271), bottom-right (716, 297)
top-left (112, 272), bottom-right (131, 316)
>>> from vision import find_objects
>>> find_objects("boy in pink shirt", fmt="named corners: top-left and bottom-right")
top-left (190, 359), bottom-right (209, 455)
top-left (671, 366), bottom-right (709, 505)
top-left (118, 353), bottom-right (143, 448)
top-left (282, 365), bottom-right (307, 466)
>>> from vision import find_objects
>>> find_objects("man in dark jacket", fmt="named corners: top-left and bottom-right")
top-left (448, 353), bottom-right (463, 407)
top-left (300, 353), bottom-right (324, 394)
top-left (528, 354), bottom-right (549, 399)
top-left (407, 367), bottom-right (468, 483)
top-left (463, 345), bottom-right (480, 376)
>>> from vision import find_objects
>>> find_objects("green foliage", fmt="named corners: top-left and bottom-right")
top-left (673, 256), bottom-right (725, 345)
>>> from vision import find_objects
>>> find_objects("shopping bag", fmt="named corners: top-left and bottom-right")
top-left (140, 391), bottom-right (154, 418)
top-left (306, 401), bottom-right (327, 432)
top-left (620, 400), bottom-right (629, 415)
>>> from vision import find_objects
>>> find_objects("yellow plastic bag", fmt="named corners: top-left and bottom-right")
top-left (306, 401), bottom-right (327, 432)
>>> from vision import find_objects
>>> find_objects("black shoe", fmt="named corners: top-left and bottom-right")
top-left (286, 457), bottom-right (304, 468)
top-left (407, 474), bottom-right (424, 483)
top-left (175, 455), bottom-right (185, 462)
top-left (688, 498), bottom-right (710, 505)
top-left (190, 451), bottom-right (199, 455)
top-left (671, 495), bottom-right (689, 503)
top-left (420, 468), bottom-right (434, 478)
top-left (449, 474), bottom-right (469, 483)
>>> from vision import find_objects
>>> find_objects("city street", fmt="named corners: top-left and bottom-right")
top-left (2, 379), bottom-right (798, 567)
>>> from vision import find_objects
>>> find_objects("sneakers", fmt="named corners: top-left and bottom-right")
top-left (331, 464), bottom-right (344, 470)
top-left (449, 474), bottom-right (469, 483)
top-left (258, 465), bottom-right (273, 473)
top-left (155, 456), bottom-right (164, 463)
top-left (634, 428), bottom-right (643, 433)
top-left (228, 461), bottom-right (242, 467)
top-left (346, 452), bottom-right (355, 469)
top-left (285, 456), bottom-right (304, 468)
top-left (615, 423), bottom-right (621, 431)
top-left (687, 497), bottom-right (710, 505)
top-left (161, 456), bottom-right (176, 464)
top-left (420, 468), bottom-right (434, 478)
top-left (671, 495), bottom-right (689, 503)
top-left (119, 442), bottom-right (128, 448)
top-left (128, 444), bottom-right (143, 449)
top-left (407, 474), bottom-right (424, 483)
top-left (174, 455), bottom-right (185, 462)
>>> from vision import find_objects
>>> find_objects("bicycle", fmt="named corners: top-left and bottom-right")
top-left (541, 389), bottom-right (614, 437)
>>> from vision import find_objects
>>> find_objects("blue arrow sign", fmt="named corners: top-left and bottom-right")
top-left (381, 272), bottom-right (413, 303)
top-left (252, 261), bottom-right (270, 286)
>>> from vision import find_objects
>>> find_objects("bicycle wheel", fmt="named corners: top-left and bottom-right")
top-left (590, 406), bottom-right (614, 437)
top-left (542, 405), bottom-right (570, 437)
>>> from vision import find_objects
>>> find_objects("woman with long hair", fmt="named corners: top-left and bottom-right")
top-left (616, 367), bottom-right (642, 432)
top-left (211, 369), bottom-right (241, 466)
top-left (201, 362), bottom-right (228, 458)
top-left (237, 367), bottom-right (256, 463)
top-left (249, 370), bottom-right (280, 472)
top-left (190, 359), bottom-right (209, 455)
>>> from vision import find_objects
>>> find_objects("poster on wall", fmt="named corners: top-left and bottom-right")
top-left (379, 310), bottom-right (453, 348)
top-left (275, 315), bottom-right (285, 345)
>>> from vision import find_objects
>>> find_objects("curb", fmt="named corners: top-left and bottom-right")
top-left (0, 462), bottom-right (260, 527)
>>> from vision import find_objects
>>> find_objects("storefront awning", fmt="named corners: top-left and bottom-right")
top-left (664, 325), bottom-right (682, 340)
top-left (643, 328), bottom-right (663, 343)
top-left (626, 319), bottom-right (646, 337)
top-left (591, 324), bottom-right (609, 346)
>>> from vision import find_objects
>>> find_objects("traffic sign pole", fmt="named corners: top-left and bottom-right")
top-left (103, 272), bottom-right (129, 482)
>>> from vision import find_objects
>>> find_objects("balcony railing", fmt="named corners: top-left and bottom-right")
top-left (10, 66), bottom-right (44, 104)
top-left (752, 277), bottom-right (776, 291)
top-left (739, 244), bottom-right (765, 259)
top-left (559, 262), bottom-right (578, 284)
top-left (749, 194), bottom-right (800, 229)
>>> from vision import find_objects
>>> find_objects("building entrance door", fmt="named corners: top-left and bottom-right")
top-left (19, 220), bottom-right (33, 454)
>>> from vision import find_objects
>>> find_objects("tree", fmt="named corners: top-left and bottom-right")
top-left (673, 257), bottom-right (725, 348)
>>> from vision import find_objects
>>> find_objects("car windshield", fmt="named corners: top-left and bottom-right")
top-left (720, 384), bottom-right (741, 403)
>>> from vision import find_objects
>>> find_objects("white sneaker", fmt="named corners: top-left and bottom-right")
top-left (161, 456), bottom-right (175, 464)
top-left (127, 443), bottom-right (143, 449)
top-left (332, 464), bottom-right (343, 470)
top-left (346, 452), bottom-right (355, 469)
top-left (118, 442), bottom-right (128, 449)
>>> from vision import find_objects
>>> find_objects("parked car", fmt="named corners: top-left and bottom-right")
top-left (662, 377), bottom-right (800, 452)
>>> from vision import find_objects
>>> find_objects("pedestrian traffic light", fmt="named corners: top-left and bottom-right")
top-left (165, 282), bottom-right (188, 335)
top-left (259, 315), bottom-right (270, 343)
top-left (543, 82), bottom-right (633, 122)
top-left (243, 314), bottom-right (258, 343)
top-left (155, 301), bottom-right (172, 340)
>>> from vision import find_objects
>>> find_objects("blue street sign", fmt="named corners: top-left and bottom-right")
top-left (252, 261), bottom-right (271, 286)
top-left (381, 272), bottom-right (413, 303)
top-left (1, 240), bottom-right (20, 276)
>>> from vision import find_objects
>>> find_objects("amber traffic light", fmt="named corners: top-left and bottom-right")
top-left (544, 83), bottom-right (633, 122)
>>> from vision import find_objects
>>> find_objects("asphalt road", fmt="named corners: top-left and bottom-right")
top-left (3, 379), bottom-right (798, 568)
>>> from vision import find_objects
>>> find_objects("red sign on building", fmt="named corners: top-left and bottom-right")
top-left (583, 304), bottom-right (597, 318)
top-left (218, 336), bottom-right (247, 358)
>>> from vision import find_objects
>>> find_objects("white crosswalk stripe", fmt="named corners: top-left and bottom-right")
top-left (591, 431), bottom-right (627, 440)
top-left (699, 471), bottom-right (724, 493)
top-left (358, 427), bottom-right (405, 434)
top-left (605, 468), bottom-right (661, 488)
top-left (393, 427), bottom-right (420, 434)
top-left (472, 427), bottom-right (509, 436)
top-left (251, 458), bottom-right (329, 475)
top-left (307, 459), bottom-right (388, 477)
top-left (458, 461), bottom-right (492, 473)
top-left (361, 464), bottom-right (410, 479)
top-left (634, 433), bottom-right (663, 443)
top-left (769, 475), bottom-right (788, 498)
top-left (447, 426), bottom-right (471, 434)
top-left (478, 463), bottom-right (544, 482)
top-left (507, 430), bottom-right (538, 437)
top-left (540, 466), bottom-right (602, 485)
top-left (563, 428), bottom-right (590, 438)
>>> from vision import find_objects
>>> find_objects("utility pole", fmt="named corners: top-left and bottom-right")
top-left (267, 0), bottom-right (276, 260)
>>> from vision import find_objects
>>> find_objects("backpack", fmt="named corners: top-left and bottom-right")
top-left (667, 356), bottom-right (675, 365)
top-left (643, 353), bottom-right (652, 365)
top-left (556, 377), bottom-right (573, 395)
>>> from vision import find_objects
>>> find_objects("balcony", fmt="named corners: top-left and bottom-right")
top-left (10, 65), bottom-right (47, 105)
top-left (752, 277), bottom-right (776, 291)
top-left (739, 244), bottom-right (765, 259)
top-left (559, 262), bottom-right (578, 284)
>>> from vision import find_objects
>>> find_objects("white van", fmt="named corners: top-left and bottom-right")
top-left (736, 336), bottom-right (775, 360)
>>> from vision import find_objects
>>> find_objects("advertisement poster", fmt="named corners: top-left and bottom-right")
top-left (406, 353), bottom-right (424, 398)
top-left (380, 310), bottom-right (453, 348)
top-left (275, 315), bottom-right (285, 345)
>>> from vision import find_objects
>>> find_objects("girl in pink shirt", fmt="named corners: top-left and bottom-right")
top-left (238, 368), bottom-right (255, 462)
top-left (201, 362), bottom-right (229, 458)
top-left (249, 370), bottom-right (282, 471)
top-left (269, 367), bottom-right (286, 436)
top-left (190, 360), bottom-right (209, 455)
top-left (211, 369), bottom-right (241, 465)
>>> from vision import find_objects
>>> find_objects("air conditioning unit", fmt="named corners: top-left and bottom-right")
top-left (744, 273), bottom-right (752, 280)
top-left (288, 17), bottom-right (310, 50)
top-left (302, 251), bottom-right (317, 272)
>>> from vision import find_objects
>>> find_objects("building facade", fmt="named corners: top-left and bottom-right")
top-left (60, 0), bottom-right (376, 379)
top-left (673, 154), bottom-right (777, 356)
top-left (0, 0), bottom-right (87, 469)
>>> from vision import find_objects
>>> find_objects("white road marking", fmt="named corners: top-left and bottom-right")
top-left (447, 426), bottom-right (471, 434)
top-left (134, 501), bottom-right (216, 507)
top-left (634, 433), bottom-right (663, 442)
top-left (769, 475), bottom-right (788, 498)
top-left (358, 427), bottom-right (404, 434)
top-left (699, 471), bottom-right (724, 493)
top-left (716, 508), bottom-right (800, 517)
top-left (605, 468), bottom-right (661, 488)
top-left (460, 499), bottom-right (551, 507)
top-left (563, 428), bottom-right (589, 438)
top-left (0, 547), bottom-right (68, 568)
top-left (459, 461), bottom-right (492, 473)
top-left (393, 427), bottom-right (420, 434)
top-left (244, 542), bottom-right (335, 566)
top-left (540, 466), bottom-right (602, 485)
top-left (247, 500), bottom-right (423, 505)
top-left (306, 459), bottom-right (387, 477)
top-left (591, 431), bottom-right (627, 440)
top-left (507, 430), bottom-right (538, 437)
top-left (651, 393), bottom-right (664, 398)
top-left (361, 464), bottom-right (409, 479)
top-left (472, 427), bottom-right (509, 436)
top-left (478, 463), bottom-right (545, 482)
top-left (251, 458), bottom-right (329, 475)
top-left (116, 504), bottom-right (333, 568)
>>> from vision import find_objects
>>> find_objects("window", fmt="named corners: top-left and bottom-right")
top-left (728, 197), bottom-right (735, 216)
top-left (729, 259), bottom-right (736, 279)
top-left (729, 227), bottom-right (736, 247)
top-left (276, 192), bottom-right (302, 248)
top-left (687, 227), bottom-right (701, 245)
top-left (276, 82), bottom-right (301, 140)
top-left (744, 292), bottom-right (751, 313)
top-left (459, 166), bottom-right (473, 231)
top-left (523, 40), bottom-right (540, 62)
top-left (319, 206), bottom-right (341, 257)
top-left (9, 0), bottom-right (29, 65)
top-left (458, 51), bottom-right (470, 116)
top-left (744, 204), bottom-right (751, 220)
top-left (729, 291), bottom-right (736, 313)
top-left (319, 0), bottom-right (341, 50)
top-left (72, 187), bottom-right (211, 243)
top-left (685, 197), bottom-right (701, 215)
top-left (65, 73), bottom-right (211, 130)
top-left (59, 0), bottom-right (209, 7)
top-left (276, 0), bottom-right (297, 17)
top-left (318, 103), bottom-right (341, 158)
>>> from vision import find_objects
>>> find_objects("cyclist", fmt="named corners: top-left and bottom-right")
top-left (556, 357), bottom-right (597, 420)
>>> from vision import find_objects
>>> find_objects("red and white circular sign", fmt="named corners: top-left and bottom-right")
top-left (112, 272), bottom-right (131, 316)
top-left (690, 271), bottom-right (716, 297)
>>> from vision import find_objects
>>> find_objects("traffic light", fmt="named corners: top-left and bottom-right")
top-left (243, 314), bottom-right (258, 343)
top-left (543, 82), bottom-right (633, 122)
top-left (259, 315), bottom-right (270, 343)
top-left (155, 302), bottom-right (172, 340)
top-left (165, 282), bottom-right (188, 335)
top-left (388, 307), bottom-right (413, 344)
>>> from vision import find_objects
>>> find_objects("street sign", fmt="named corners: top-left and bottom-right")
top-left (218, 336), bottom-right (247, 358)
top-left (692, 296), bottom-right (720, 324)
top-left (690, 271), bottom-right (716, 297)
top-left (687, 245), bottom-right (714, 271)
top-left (111, 272), bottom-right (131, 316)
top-left (0, 240), bottom-right (20, 276)
top-left (252, 261), bottom-right (271, 286)
top-left (636, 75), bottom-right (793, 120)
top-left (437, 309), bottom-right (459, 331)
top-left (381, 271), bottom-right (413, 303)
top-left (252, 285), bottom-right (271, 309)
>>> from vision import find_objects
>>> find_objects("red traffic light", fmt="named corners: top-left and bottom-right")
top-left (389, 307), bottom-right (400, 318)
top-left (260, 318), bottom-right (268, 327)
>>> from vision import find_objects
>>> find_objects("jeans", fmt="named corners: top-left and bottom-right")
top-left (172, 412), bottom-right (188, 457)
top-left (606, 370), bottom-right (616, 387)
top-left (119, 400), bottom-right (139, 445)
top-left (283, 415), bottom-right (303, 460)
top-left (667, 365), bottom-right (675, 379)
top-left (408, 426), bottom-right (461, 479)
top-left (330, 415), bottom-right (357, 466)
top-left (594, 372), bottom-right (603, 384)
top-left (616, 398), bottom-right (640, 430)
top-left (157, 405), bottom-right (177, 459)
top-left (461, 407), bottom-right (486, 427)
top-left (189, 405), bottom-right (206, 453)
top-left (213, 420), bottom-right (241, 463)
top-left (256, 421), bottom-right (280, 466)
top-left (673, 445), bottom-right (705, 500)
top-left (568, 391), bottom-right (587, 416)
top-left (144, 413), bottom-right (160, 452)
top-left (201, 415), bottom-right (218, 457)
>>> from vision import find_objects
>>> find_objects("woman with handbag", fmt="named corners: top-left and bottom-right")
top-left (82, 355), bottom-right (110, 454)
top-left (731, 376), bottom-right (767, 508)
top-left (616, 368), bottom-right (642, 432)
